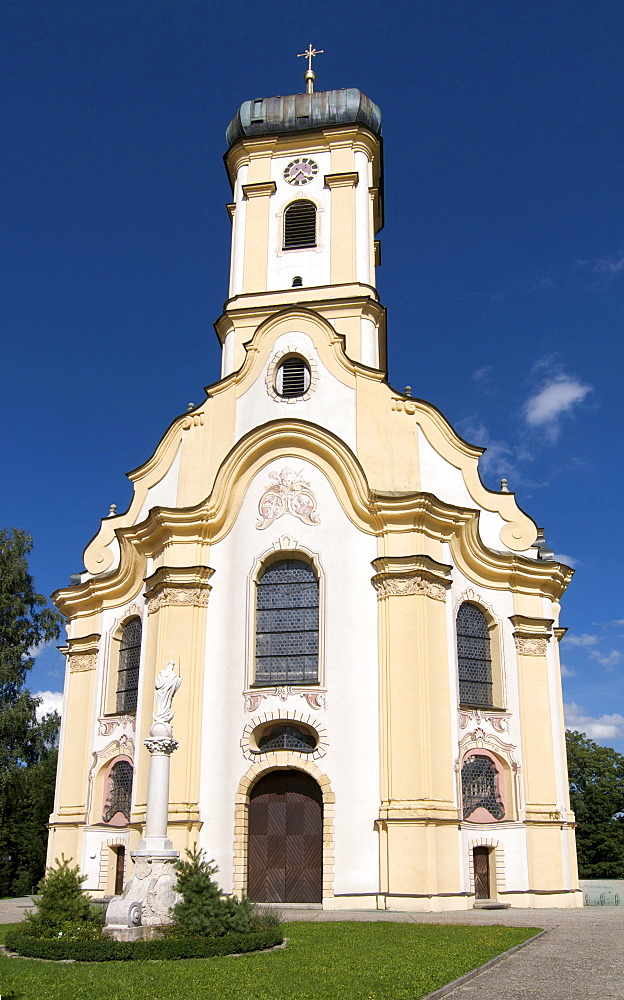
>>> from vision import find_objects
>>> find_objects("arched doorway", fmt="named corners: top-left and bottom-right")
top-left (247, 770), bottom-right (323, 903)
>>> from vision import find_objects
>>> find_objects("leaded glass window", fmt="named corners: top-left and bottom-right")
top-left (256, 724), bottom-right (317, 753)
top-left (457, 602), bottom-right (493, 707)
top-left (461, 754), bottom-right (504, 820)
top-left (116, 618), bottom-right (142, 713)
top-left (103, 760), bottom-right (133, 823)
top-left (255, 559), bottom-right (319, 685)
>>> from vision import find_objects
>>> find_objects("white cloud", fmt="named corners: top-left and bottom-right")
top-left (522, 370), bottom-right (592, 442)
top-left (552, 553), bottom-right (578, 567)
top-left (35, 690), bottom-right (63, 720)
top-left (560, 663), bottom-right (576, 678)
top-left (589, 649), bottom-right (622, 670)
top-left (456, 416), bottom-right (514, 477)
top-left (563, 633), bottom-right (598, 647)
top-left (534, 277), bottom-right (555, 290)
top-left (594, 251), bottom-right (624, 277)
top-left (565, 703), bottom-right (624, 742)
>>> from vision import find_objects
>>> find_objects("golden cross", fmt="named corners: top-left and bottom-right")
top-left (298, 44), bottom-right (324, 72)
top-left (297, 44), bottom-right (324, 93)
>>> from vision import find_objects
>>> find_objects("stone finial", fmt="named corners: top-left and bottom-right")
top-left (404, 386), bottom-right (412, 397)
top-left (108, 503), bottom-right (117, 516)
top-left (187, 402), bottom-right (194, 411)
top-left (500, 479), bottom-right (509, 493)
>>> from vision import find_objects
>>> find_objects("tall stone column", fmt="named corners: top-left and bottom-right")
top-left (105, 662), bottom-right (183, 937)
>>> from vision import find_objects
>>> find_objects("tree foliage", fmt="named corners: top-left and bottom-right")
top-left (566, 729), bottom-right (624, 878)
top-left (0, 528), bottom-right (63, 896)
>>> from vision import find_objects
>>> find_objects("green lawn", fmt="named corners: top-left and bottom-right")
top-left (0, 919), bottom-right (538, 1000)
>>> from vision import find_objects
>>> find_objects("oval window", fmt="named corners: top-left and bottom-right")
top-left (275, 356), bottom-right (311, 398)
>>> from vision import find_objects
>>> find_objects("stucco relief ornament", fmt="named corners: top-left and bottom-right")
top-left (256, 468), bottom-right (320, 530)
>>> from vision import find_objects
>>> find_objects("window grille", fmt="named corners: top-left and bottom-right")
top-left (283, 200), bottom-right (316, 250)
top-left (276, 356), bottom-right (310, 398)
top-left (103, 760), bottom-right (133, 823)
top-left (116, 618), bottom-right (142, 713)
top-left (255, 559), bottom-right (319, 685)
top-left (457, 602), bottom-right (493, 707)
top-left (257, 724), bottom-right (317, 753)
top-left (461, 754), bottom-right (504, 820)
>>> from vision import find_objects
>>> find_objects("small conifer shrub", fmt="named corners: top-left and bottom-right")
top-left (22, 854), bottom-right (102, 940)
top-left (170, 845), bottom-right (256, 937)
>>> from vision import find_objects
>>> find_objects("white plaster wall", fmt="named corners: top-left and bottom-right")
top-left (267, 151), bottom-right (332, 291)
top-left (417, 427), bottom-right (511, 554)
top-left (460, 825), bottom-right (529, 893)
top-left (235, 331), bottom-right (357, 452)
top-left (199, 455), bottom-right (380, 896)
top-left (136, 445), bottom-right (181, 523)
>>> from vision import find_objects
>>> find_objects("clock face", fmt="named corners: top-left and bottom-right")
top-left (283, 158), bottom-right (318, 186)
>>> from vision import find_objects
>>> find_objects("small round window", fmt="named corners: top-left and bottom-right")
top-left (275, 356), bottom-right (311, 399)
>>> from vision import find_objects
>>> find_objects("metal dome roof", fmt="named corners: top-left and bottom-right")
top-left (226, 88), bottom-right (381, 148)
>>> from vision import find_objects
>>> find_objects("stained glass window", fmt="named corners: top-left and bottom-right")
top-left (255, 559), bottom-right (319, 685)
top-left (103, 760), bottom-right (133, 823)
top-left (457, 602), bottom-right (493, 707)
top-left (116, 618), bottom-right (142, 713)
top-left (461, 754), bottom-right (504, 820)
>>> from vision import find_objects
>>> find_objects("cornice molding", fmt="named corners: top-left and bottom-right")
top-left (242, 180), bottom-right (277, 199)
top-left (324, 171), bottom-right (359, 189)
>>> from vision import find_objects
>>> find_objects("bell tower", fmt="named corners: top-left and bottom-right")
top-left (217, 59), bottom-right (385, 377)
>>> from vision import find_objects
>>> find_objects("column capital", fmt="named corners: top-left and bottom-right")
top-left (371, 554), bottom-right (452, 601)
top-left (144, 566), bottom-right (214, 615)
top-left (509, 614), bottom-right (554, 655)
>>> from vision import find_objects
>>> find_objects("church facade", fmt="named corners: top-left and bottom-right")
top-left (49, 78), bottom-right (581, 910)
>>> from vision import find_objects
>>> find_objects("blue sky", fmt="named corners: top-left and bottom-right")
top-left (3, 1), bottom-right (624, 749)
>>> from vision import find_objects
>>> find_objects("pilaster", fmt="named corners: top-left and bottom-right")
top-left (134, 566), bottom-right (214, 844)
top-left (241, 181), bottom-right (277, 292)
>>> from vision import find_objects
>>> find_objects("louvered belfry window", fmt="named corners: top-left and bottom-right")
top-left (461, 754), bottom-right (504, 820)
top-left (457, 602), bottom-right (493, 707)
top-left (276, 356), bottom-right (311, 398)
top-left (255, 559), bottom-right (319, 685)
top-left (116, 617), bottom-right (142, 713)
top-left (103, 760), bottom-right (134, 823)
top-left (283, 200), bottom-right (316, 250)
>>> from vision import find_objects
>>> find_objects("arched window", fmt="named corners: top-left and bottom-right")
top-left (103, 760), bottom-right (133, 823)
top-left (116, 617), bottom-right (142, 713)
top-left (456, 602), bottom-right (493, 707)
top-left (255, 559), bottom-right (319, 685)
top-left (283, 200), bottom-right (316, 250)
top-left (461, 754), bottom-right (504, 821)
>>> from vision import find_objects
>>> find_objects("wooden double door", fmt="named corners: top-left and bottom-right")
top-left (247, 770), bottom-right (323, 903)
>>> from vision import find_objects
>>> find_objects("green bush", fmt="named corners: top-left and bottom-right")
top-left (21, 854), bottom-right (102, 940)
top-left (169, 845), bottom-right (256, 938)
top-left (4, 927), bottom-right (283, 961)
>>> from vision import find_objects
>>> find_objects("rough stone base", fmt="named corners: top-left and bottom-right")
top-left (104, 855), bottom-right (182, 939)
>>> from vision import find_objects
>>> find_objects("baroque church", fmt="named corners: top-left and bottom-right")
top-left (49, 60), bottom-right (581, 911)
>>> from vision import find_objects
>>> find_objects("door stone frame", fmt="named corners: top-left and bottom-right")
top-left (233, 755), bottom-right (335, 902)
